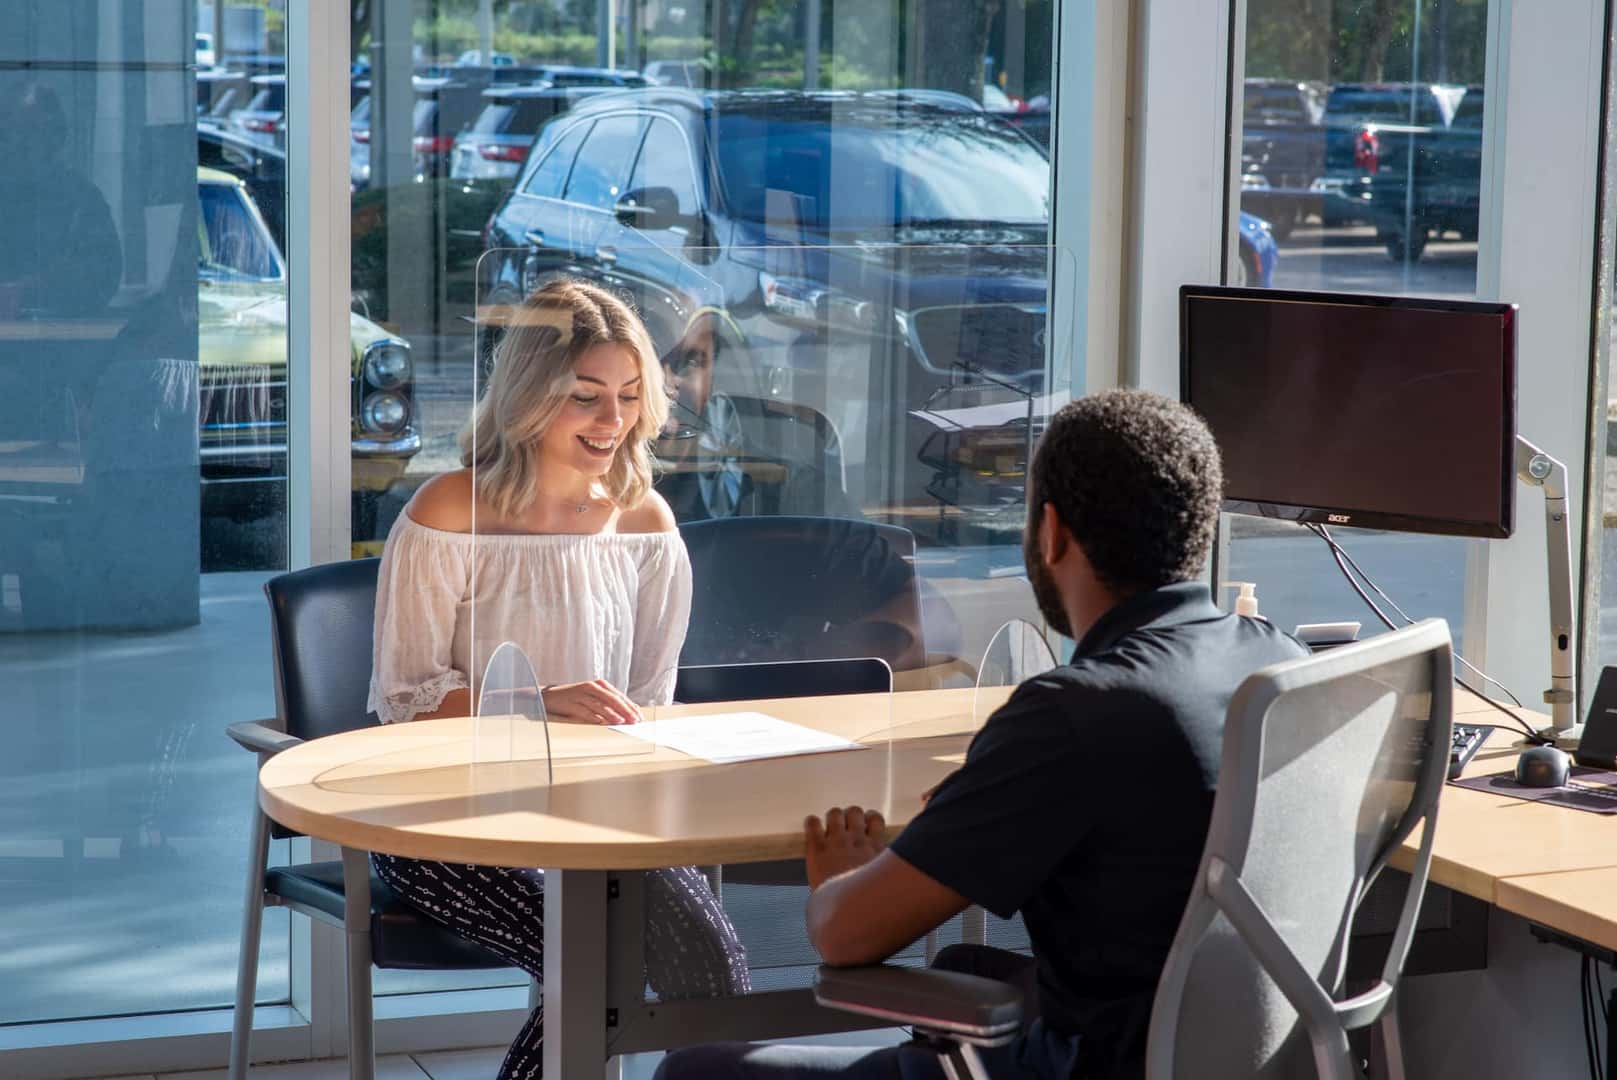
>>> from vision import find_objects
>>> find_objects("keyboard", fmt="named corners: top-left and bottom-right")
top-left (1449, 723), bottom-right (1491, 780)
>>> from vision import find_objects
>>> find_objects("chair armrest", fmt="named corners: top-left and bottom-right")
top-left (227, 719), bottom-right (303, 756)
top-left (813, 964), bottom-right (1022, 1040)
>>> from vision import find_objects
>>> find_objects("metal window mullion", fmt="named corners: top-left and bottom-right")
top-left (287, 1), bottom-right (352, 1059)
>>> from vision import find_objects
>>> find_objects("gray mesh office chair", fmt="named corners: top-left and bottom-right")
top-left (226, 559), bottom-right (514, 1080)
top-left (814, 619), bottom-right (1453, 1080)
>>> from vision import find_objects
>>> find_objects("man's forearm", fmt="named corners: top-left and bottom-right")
top-left (806, 866), bottom-right (887, 966)
top-left (805, 850), bottom-right (971, 967)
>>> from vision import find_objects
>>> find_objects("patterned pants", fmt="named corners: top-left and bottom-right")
top-left (372, 854), bottom-right (751, 1080)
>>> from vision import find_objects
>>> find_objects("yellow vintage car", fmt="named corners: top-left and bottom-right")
top-left (197, 166), bottom-right (418, 551)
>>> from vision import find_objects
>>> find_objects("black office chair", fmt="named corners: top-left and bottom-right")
top-left (226, 559), bottom-right (513, 1080)
top-left (675, 657), bottom-right (893, 891)
top-left (676, 657), bottom-right (893, 704)
top-left (679, 516), bottom-right (926, 673)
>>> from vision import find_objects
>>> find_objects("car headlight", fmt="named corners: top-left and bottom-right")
top-left (362, 391), bottom-right (409, 433)
top-left (759, 271), bottom-right (875, 332)
top-left (363, 341), bottom-right (411, 389)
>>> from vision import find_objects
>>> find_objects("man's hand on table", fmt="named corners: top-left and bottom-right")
top-left (805, 805), bottom-right (886, 890)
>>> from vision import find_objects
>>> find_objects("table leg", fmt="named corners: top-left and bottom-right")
top-left (543, 867), bottom-right (610, 1077)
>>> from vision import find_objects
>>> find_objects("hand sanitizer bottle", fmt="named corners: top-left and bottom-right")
top-left (1221, 581), bottom-right (1264, 620)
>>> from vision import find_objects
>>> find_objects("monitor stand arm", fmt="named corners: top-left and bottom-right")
top-left (1516, 436), bottom-right (1580, 747)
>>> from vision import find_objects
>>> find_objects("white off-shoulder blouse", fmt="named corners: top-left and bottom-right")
top-left (366, 511), bottom-right (693, 724)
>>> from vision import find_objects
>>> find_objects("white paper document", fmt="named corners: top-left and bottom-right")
top-left (611, 711), bottom-right (866, 764)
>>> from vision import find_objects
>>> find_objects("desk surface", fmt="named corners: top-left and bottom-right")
top-left (1496, 868), bottom-right (1617, 952)
top-left (1390, 695), bottom-right (1617, 904)
top-left (259, 687), bottom-right (1006, 869)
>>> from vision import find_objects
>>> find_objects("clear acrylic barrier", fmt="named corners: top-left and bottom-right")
top-left (474, 640), bottom-right (552, 780)
top-left (470, 238), bottom-right (1077, 782)
top-left (973, 618), bottom-right (1060, 727)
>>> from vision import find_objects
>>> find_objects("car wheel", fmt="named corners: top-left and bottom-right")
top-left (694, 391), bottom-right (748, 520)
top-left (1384, 229), bottom-right (1429, 263)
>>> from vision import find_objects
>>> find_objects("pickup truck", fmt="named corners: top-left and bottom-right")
top-left (1362, 87), bottom-right (1482, 260)
top-left (1313, 82), bottom-right (1479, 261)
top-left (1237, 79), bottom-right (1326, 240)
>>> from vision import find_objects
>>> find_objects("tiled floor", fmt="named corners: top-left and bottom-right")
top-left (106, 1028), bottom-right (909, 1079)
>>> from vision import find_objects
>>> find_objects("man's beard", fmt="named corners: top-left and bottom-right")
top-left (1023, 525), bottom-right (1073, 640)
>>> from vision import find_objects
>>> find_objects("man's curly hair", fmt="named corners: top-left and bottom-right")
top-left (1031, 389), bottom-right (1223, 593)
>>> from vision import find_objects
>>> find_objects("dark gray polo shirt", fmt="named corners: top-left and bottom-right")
top-left (890, 582), bottom-right (1308, 1079)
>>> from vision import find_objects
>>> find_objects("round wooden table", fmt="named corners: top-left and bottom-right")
top-left (257, 686), bottom-right (1004, 1075)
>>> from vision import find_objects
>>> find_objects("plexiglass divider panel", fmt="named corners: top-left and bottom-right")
top-left (475, 640), bottom-right (552, 779)
top-left (973, 618), bottom-right (1060, 727)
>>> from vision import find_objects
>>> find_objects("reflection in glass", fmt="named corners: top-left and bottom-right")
top-left (0, 6), bottom-right (291, 1025)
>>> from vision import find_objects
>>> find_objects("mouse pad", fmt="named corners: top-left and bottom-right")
top-left (1450, 767), bottom-right (1617, 814)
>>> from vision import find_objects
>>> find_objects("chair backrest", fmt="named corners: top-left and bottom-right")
top-left (675, 657), bottom-right (893, 704)
top-left (1147, 619), bottom-right (1453, 1080)
top-left (679, 515), bottom-right (925, 671)
top-left (265, 558), bottom-right (382, 743)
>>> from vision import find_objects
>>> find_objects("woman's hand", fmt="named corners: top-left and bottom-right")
top-left (541, 679), bottom-right (642, 725)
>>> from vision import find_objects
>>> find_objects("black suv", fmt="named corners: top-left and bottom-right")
top-left (479, 89), bottom-right (1053, 532)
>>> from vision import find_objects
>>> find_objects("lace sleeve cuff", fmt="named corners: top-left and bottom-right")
top-left (374, 670), bottom-right (469, 725)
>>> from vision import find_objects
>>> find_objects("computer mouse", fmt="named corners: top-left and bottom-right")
top-left (1514, 745), bottom-right (1571, 788)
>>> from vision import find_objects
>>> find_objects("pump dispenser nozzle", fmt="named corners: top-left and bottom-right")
top-left (1221, 581), bottom-right (1261, 619)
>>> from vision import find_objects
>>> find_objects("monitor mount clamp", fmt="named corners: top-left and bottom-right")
top-left (1516, 436), bottom-right (1580, 747)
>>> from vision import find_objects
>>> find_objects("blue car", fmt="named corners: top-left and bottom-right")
top-left (1238, 210), bottom-right (1279, 288)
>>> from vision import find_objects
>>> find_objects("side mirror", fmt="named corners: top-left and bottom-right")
top-left (615, 186), bottom-right (685, 231)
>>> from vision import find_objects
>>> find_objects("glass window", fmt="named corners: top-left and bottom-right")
top-left (523, 120), bottom-right (589, 197)
top-left (354, 0), bottom-right (1064, 1000)
top-left (627, 117), bottom-right (698, 217)
top-left (564, 113), bottom-right (645, 209)
top-left (1226, 1), bottom-right (1492, 653)
top-left (0, 4), bottom-right (290, 1025)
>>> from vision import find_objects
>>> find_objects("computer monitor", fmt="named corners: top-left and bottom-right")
top-left (1180, 285), bottom-right (1517, 539)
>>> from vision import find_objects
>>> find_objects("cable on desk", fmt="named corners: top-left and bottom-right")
top-left (1305, 524), bottom-right (1551, 746)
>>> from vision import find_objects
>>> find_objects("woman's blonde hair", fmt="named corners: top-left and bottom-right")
top-left (460, 279), bottom-right (667, 519)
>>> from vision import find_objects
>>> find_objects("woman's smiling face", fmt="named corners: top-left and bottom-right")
top-left (538, 342), bottom-right (644, 478)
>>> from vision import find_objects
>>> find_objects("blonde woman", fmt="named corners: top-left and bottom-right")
top-left (366, 279), bottom-right (749, 1079)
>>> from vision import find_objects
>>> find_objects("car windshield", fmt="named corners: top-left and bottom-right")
top-left (247, 84), bottom-right (285, 112)
top-left (1245, 86), bottom-right (1311, 126)
top-left (1326, 88), bottom-right (1442, 126)
top-left (471, 97), bottom-right (555, 135)
top-left (714, 111), bottom-right (1048, 230)
top-left (198, 182), bottom-right (283, 281)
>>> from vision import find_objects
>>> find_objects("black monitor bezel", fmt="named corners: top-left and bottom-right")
top-left (1179, 284), bottom-right (1518, 540)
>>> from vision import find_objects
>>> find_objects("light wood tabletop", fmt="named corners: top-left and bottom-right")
top-left (1496, 867), bottom-right (1617, 952)
top-left (258, 686), bottom-right (1011, 870)
top-left (1389, 698), bottom-right (1617, 903)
